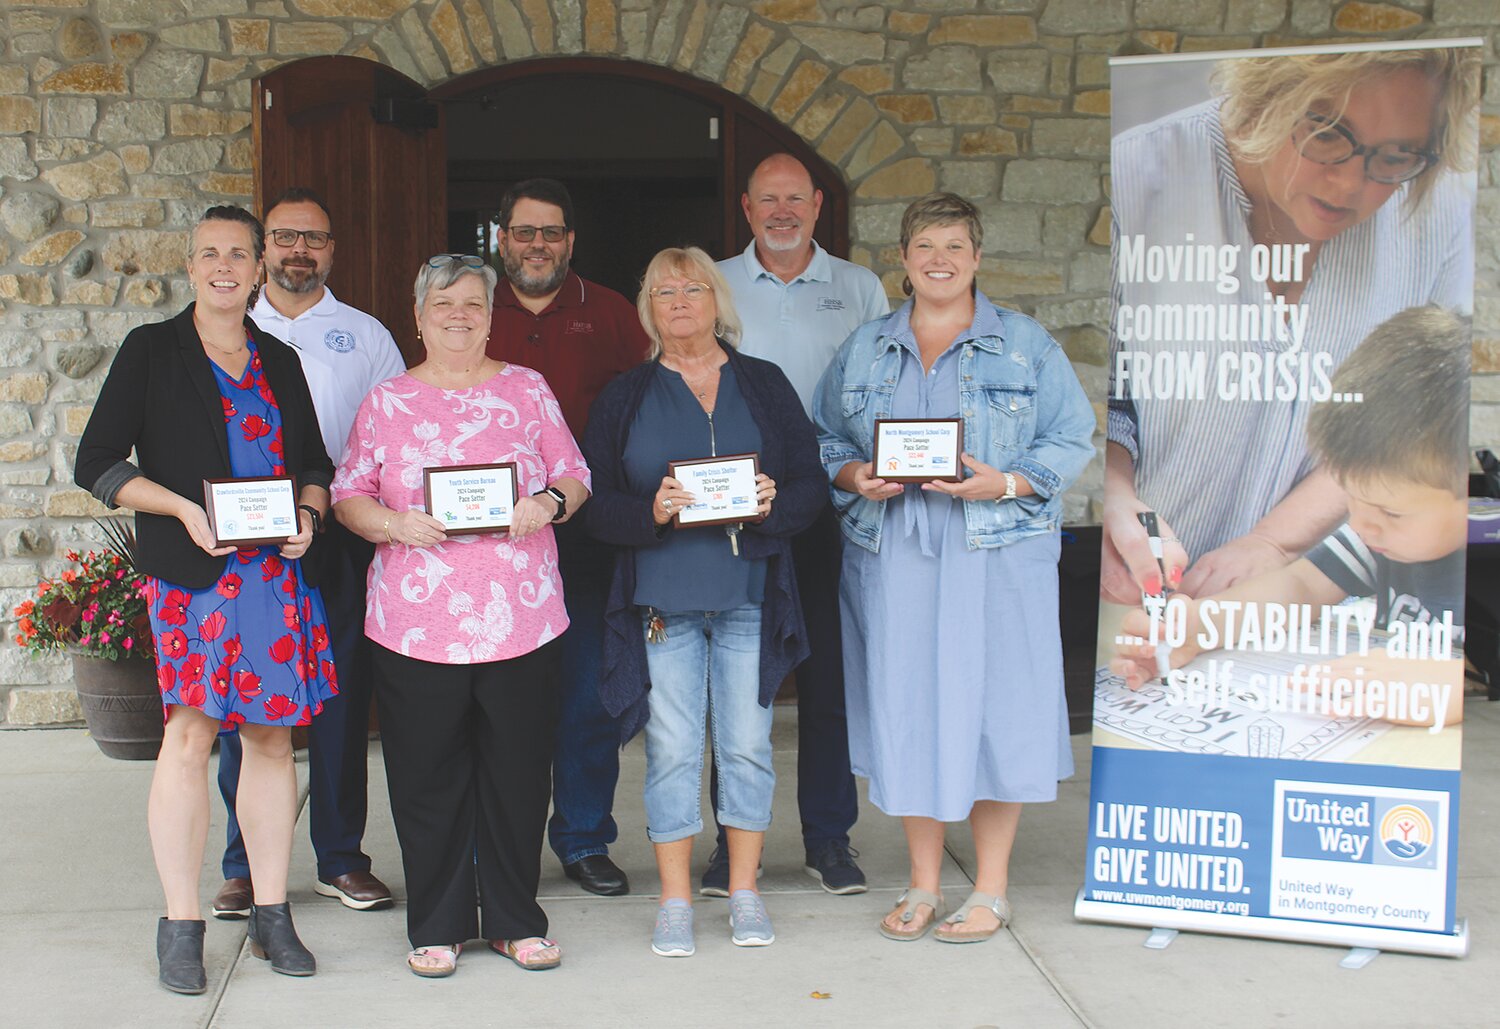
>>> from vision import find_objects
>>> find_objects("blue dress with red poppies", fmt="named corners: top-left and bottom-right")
top-left (145, 339), bottom-right (337, 730)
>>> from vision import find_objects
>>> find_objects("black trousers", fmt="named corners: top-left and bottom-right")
top-left (372, 639), bottom-right (561, 948)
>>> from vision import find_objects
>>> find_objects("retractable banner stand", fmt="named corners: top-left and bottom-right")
top-left (1077, 40), bottom-right (1482, 957)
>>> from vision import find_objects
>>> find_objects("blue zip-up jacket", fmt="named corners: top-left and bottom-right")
top-left (582, 341), bottom-right (826, 743)
top-left (813, 294), bottom-right (1096, 553)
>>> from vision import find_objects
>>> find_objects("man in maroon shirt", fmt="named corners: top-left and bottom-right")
top-left (485, 179), bottom-right (650, 896)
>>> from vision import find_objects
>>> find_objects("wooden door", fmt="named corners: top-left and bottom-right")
top-left (253, 56), bottom-right (447, 365)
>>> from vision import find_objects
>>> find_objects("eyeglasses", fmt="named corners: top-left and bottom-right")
top-left (268, 228), bottom-right (333, 249)
top-left (1290, 113), bottom-right (1436, 185)
top-left (506, 225), bottom-right (568, 243)
top-left (426, 254), bottom-right (487, 269)
top-left (649, 282), bottom-right (713, 303)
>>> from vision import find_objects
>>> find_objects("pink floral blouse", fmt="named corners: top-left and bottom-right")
top-left (331, 365), bottom-right (591, 664)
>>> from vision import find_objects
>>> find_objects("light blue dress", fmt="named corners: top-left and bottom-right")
top-left (840, 333), bottom-right (1073, 821)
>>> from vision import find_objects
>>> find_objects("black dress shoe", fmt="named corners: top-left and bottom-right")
top-left (562, 854), bottom-right (630, 897)
top-left (156, 917), bottom-right (207, 995)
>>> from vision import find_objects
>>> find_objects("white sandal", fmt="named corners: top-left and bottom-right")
top-left (933, 891), bottom-right (1010, 943)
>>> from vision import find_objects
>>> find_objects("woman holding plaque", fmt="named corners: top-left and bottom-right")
top-left (75, 206), bottom-right (335, 992)
top-left (582, 246), bottom-right (824, 957)
top-left (1103, 47), bottom-right (1481, 603)
top-left (331, 254), bottom-right (589, 979)
top-left (813, 193), bottom-right (1095, 944)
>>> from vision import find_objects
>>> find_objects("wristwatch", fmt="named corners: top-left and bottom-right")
top-left (998, 472), bottom-right (1017, 503)
top-left (297, 503), bottom-right (323, 534)
top-left (536, 486), bottom-right (568, 522)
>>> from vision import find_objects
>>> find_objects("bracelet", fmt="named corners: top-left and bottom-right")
top-left (382, 516), bottom-right (392, 544)
top-left (997, 472), bottom-right (1017, 503)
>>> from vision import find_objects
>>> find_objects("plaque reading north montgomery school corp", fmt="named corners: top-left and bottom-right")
top-left (203, 475), bottom-right (298, 548)
top-left (423, 462), bottom-right (519, 536)
top-left (668, 453), bottom-right (761, 528)
top-left (873, 418), bottom-right (964, 483)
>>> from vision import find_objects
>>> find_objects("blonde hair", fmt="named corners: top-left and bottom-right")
top-left (1214, 47), bottom-right (1480, 209)
top-left (636, 246), bottom-right (742, 360)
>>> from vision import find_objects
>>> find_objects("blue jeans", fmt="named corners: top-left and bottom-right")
top-left (642, 604), bottom-right (774, 844)
top-left (547, 537), bottom-right (623, 865)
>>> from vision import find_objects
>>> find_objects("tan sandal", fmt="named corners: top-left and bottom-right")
top-left (933, 891), bottom-right (1010, 943)
top-left (490, 936), bottom-right (562, 970)
top-left (407, 943), bottom-right (461, 978)
top-left (878, 888), bottom-right (945, 941)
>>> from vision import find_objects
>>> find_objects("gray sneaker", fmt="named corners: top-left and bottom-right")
top-left (651, 902), bottom-right (695, 957)
top-left (729, 891), bottom-right (775, 947)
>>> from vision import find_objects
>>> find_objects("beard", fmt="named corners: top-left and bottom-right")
top-left (268, 260), bottom-right (328, 295)
top-left (758, 222), bottom-right (806, 252)
top-left (503, 243), bottom-right (571, 298)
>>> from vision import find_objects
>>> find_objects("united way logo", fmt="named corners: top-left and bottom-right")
top-left (324, 329), bottom-right (355, 353)
top-left (1379, 805), bottom-right (1434, 861)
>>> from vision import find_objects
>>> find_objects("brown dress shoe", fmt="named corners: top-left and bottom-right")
top-left (212, 877), bottom-right (253, 920)
top-left (314, 870), bottom-right (394, 910)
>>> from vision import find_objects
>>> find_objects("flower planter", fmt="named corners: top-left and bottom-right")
top-left (71, 653), bottom-right (163, 760)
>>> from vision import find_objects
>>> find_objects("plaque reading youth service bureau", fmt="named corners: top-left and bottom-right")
top-left (204, 476), bottom-right (298, 548)
top-left (668, 453), bottom-right (761, 527)
top-left (873, 418), bottom-right (963, 483)
top-left (423, 462), bottom-right (519, 535)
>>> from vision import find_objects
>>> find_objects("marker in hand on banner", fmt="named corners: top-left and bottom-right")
top-left (1138, 510), bottom-right (1173, 683)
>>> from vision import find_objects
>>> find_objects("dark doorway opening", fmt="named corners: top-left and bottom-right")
top-left (444, 75), bottom-right (722, 300)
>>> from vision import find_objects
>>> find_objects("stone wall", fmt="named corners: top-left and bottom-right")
top-left (1, 0), bottom-right (1497, 723)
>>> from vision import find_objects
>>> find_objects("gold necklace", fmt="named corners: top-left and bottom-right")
top-left (195, 318), bottom-right (246, 357)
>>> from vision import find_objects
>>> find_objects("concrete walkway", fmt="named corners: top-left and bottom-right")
top-left (4, 698), bottom-right (1497, 1029)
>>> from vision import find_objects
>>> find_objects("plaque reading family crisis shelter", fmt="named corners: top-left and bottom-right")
top-left (423, 462), bottom-right (519, 536)
top-left (873, 418), bottom-right (963, 483)
top-left (203, 476), bottom-right (298, 548)
top-left (668, 453), bottom-right (761, 527)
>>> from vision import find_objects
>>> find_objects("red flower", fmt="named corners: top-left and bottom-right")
top-left (221, 396), bottom-right (236, 421)
top-left (180, 653), bottom-right (206, 684)
top-left (159, 589), bottom-right (191, 626)
top-left (222, 711), bottom-right (246, 731)
top-left (295, 702), bottom-right (320, 726)
top-left (282, 604), bottom-right (300, 631)
top-left (210, 664), bottom-right (231, 697)
top-left (159, 628), bottom-right (189, 660)
top-left (321, 659), bottom-right (339, 694)
top-left (240, 414), bottom-right (271, 442)
top-left (199, 610), bottom-right (227, 642)
top-left (296, 651), bottom-right (318, 683)
top-left (235, 550), bottom-right (257, 565)
top-left (269, 431), bottom-right (284, 456)
top-left (261, 556), bottom-right (284, 582)
top-left (301, 596), bottom-right (312, 624)
top-left (234, 670), bottom-right (262, 702)
top-left (263, 694), bottom-right (298, 721)
top-left (223, 634), bottom-right (243, 666)
top-left (311, 625), bottom-right (330, 653)
top-left (178, 677), bottom-right (206, 707)
top-left (216, 573), bottom-right (242, 599)
top-left (269, 634), bottom-right (298, 664)
top-left (157, 664), bottom-right (176, 694)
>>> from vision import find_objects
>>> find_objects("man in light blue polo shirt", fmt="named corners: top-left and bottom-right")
top-left (713, 153), bottom-right (889, 897)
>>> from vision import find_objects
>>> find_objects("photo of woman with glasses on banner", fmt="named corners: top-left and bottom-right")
top-left (331, 254), bottom-right (590, 979)
top-left (1101, 46), bottom-right (1481, 606)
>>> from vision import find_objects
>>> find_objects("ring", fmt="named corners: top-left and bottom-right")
top-left (663, 498), bottom-right (673, 510)
top-left (1163, 536), bottom-right (1181, 544)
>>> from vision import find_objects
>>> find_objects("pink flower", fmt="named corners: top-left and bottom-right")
top-left (99, 632), bottom-right (111, 644)
top-left (122, 638), bottom-right (133, 651)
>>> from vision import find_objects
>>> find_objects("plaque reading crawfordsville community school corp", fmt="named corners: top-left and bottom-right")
top-left (203, 475), bottom-right (298, 548)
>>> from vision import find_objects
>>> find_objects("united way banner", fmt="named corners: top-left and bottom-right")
top-left (1078, 40), bottom-right (1482, 957)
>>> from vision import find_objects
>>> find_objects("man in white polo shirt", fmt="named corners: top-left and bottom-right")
top-left (211, 188), bottom-right (406, 919)
top-left (713, 153), bottom-right (889, 897)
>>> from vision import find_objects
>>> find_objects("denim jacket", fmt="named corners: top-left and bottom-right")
top-left (813, 293), bottom-right (1096, 553)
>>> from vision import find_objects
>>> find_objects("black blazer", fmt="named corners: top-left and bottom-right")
top-left (74, 304), bottom-right (334, 590)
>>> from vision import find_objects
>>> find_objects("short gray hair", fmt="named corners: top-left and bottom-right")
top-left (413, 255), bottom-right (499, 310)
top-left (636, 246), bottom-right (741, 360)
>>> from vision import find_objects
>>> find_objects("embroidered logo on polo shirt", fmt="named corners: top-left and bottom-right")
top-left (565, 319), bottom-right (594, 334)
top-left (816, 298), bottom-right (845, 311)
top-left (324, 329), bottom-right (355, 353)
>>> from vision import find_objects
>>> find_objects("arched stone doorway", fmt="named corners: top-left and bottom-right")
top-left (255, 55), bottom-right (851, 362)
